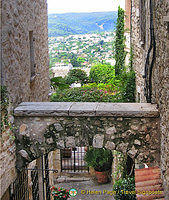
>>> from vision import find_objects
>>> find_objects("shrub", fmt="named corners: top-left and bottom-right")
top-left (113, 177), bottom-right (136, 200)
top-left (89, 63), bottom-right (115, 84)
top-left (50, 76), bottom-right (69, 90)
top-left (65, 69), bottom-right (88, 85)
top-left (50, 186), bottom-right (70, 200)
top-left (120, 71), bottom-right (136, 102)
top-left (84, 147), bottom-right (113, 172)
top-left (51, 87), bottom-right (122, 102)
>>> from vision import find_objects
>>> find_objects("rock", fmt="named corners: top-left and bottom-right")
top-left (46, 137), bottom-right (53, 144)
top-left (146, 134), bottom-right (150, 141)
top-left (54, 123), bottom-right (63, 132)
top-left (134, 139), bottom-right (141, 145)
top-left (18, 150), bottom-right (29, 160)
top-left (105, 141), bottom-right (116, 150)
top-left (116, 143), bottom-right (129, 153)
top-left (117, 117), bottom-right (123, 121)
top-left (128, 146), bottom-right (138, 158)
top-left (131, 125), bottom-right (139, 131)
top-left (111, 135), bottom-right (116, 140)
top-left (106, 126), bottom-right (117, 135)
top-left (93, 134), bottom-right (104, 148)
top-left (65, 136), bottom-right (75, 148)
top-left (19, 124), bottom-right (28, 133)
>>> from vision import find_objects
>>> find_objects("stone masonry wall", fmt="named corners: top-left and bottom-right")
top-left (152, 1), bottom-right (169, 198)
top-left (13, 102), bottom-right (160, 171)
top-left (1, 0), bottom-right (50, 198)
top-left (1, 0), bottom-right (50, 106)
top-left (0, 112), bottom-right (16, 199)
top-left (131, 0), bottom-right (169, 198)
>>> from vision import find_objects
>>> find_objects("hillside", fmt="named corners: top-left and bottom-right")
top-left (48, 11), bottom-right (117, 37)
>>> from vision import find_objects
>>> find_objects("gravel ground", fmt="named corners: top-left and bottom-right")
top-left (55, 180), bottom-right (115, 200)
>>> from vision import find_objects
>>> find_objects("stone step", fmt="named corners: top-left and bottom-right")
top-left (56, 176), bottom-right (90, 183)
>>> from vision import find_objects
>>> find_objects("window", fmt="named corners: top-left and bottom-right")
top-left (29, 31), bottom-right (36, 80)
top-left (140, 0), bottom-right (146, 46)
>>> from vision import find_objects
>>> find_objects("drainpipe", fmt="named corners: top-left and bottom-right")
top-left (144, 0), bottom-right (156, 103)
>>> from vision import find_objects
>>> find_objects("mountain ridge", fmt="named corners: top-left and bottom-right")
top-left (48, 11), bottom-right (118, 37)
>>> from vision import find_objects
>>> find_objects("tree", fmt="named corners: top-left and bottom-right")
top-left (115, 6), bottom-right (126, 76)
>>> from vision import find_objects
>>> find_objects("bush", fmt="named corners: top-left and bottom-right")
top-left (84, 147), bottom-right (113, 172)
top-left (89, 63), bottom-right (115, 84)
top-left (51, 87), bottom-right (122, 102)
top-left (120, 71), bottom-right (136, 102)
top-left (65, 69), bottom-right (88, 85)
top-left (113, 177), bottom-right (136, 200)
top-left (50, 77), bottom-right (69, 90)
top-left (50, 186), bottom-right (70, 200)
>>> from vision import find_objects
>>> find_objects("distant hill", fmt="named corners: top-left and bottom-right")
top-left (48, 11), bottom-right (117, 37)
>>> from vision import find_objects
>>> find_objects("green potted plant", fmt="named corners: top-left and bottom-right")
top-left (84, 147), bottom-right (113, 183)
top-left (50, 186), bottom-right (70, 200)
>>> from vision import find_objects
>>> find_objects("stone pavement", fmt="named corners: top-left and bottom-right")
top-left (55, 179), bottom-right (115, 200)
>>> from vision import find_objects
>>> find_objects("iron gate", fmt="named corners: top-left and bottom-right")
top-left (60, 147), bottom-right (89, 173)
top-left (9, 169), bottom-right (29, 200)
top-left (10, 153), bottom-right (58, 200)
top-left (44, 153), bottom-right (51, 200)
top-left (31, 166), bottom-right (39, 200)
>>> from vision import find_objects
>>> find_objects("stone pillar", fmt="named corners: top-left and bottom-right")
top-left (53, 149), bottom-right (61, 182)
top-left (48, 151), bottom-right (54, 186)
top-left (36, 157), bottom-right (45, 200)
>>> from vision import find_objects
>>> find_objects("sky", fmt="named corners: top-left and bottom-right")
top-left (47, 0), bottom-right (125, 14)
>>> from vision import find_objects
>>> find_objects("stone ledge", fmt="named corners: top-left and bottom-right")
top-left (14, 102), bottom-right (159, 117)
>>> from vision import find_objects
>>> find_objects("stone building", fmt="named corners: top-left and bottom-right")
top-left (128, 0), bottom-right (169, 198)
top-left (1, 0), bottom-right (49, 199)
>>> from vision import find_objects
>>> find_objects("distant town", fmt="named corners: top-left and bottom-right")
top-left (49, 32), bottom-right (116, 70)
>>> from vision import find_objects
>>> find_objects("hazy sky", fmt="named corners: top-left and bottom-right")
top-left (47, 0), bottom-right (125, 14)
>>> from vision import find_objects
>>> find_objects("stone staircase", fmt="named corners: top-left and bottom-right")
top-left (135, 167), bottom-right (164, 200)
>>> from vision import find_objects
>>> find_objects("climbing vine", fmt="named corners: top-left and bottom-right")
top-left (115, 6), bottom-right (126, 76)
top-left (1, 86), bottom-right (15, 141)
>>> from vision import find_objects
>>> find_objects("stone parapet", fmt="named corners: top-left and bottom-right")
top-left (14, 102), bottom-right (159, 117)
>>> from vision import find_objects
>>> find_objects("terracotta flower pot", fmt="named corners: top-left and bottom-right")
top-left (95, 170), bottom-right (110, 184)
top-left (84, 146), bottom-right (88, 152)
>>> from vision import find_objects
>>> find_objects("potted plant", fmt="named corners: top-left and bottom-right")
top-left (50, 186), bottom-right (70, 200)
top-left (84, 147), bottom-right (113, 183)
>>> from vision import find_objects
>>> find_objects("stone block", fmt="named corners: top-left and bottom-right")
top-left (14, 102), bottom-right (73, 116)
top-left (106, 126), bottom-right (117, 135)
top-left (93, 134), bottom-right (104, 148)
top-left (105, 141), bottom-right (116, 150)
top-left (65, 136), bottom-right (75, 148)
top-left (69, 102), bottom-right (98, 116)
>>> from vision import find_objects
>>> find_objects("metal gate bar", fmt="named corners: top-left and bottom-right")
top-left (9, 169), bottom-right (29, 200)
top-left (44, 154), bottom-right (51, 200)
top-left (60, 147), bottom-right (89, 173)
top-left (31, 166), bottom-right (39, 200)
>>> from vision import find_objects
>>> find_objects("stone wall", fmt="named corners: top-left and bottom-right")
top-left (153, 1), bottom-right (169, 198)
top-left (1, 0), bottom-right (49, 198)
top-left (1, 0), bottom-right (50, 106)
top-left (13, 102), bottom-right (160, 170)
top-left (0, 112), bottom-right (16, 199)
top-left (131, 0), bottom-right (169, 198)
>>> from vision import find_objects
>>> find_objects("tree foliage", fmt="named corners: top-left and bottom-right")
top-left (65, 69), bottom-right (88, 85)
top-left (115, 6), bottom-right (126, 76)
top-left (89, 63), bottom-right (115, 84)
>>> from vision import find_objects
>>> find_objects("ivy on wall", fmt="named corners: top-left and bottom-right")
top-left (1, 86), bottom-right (15, 141)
